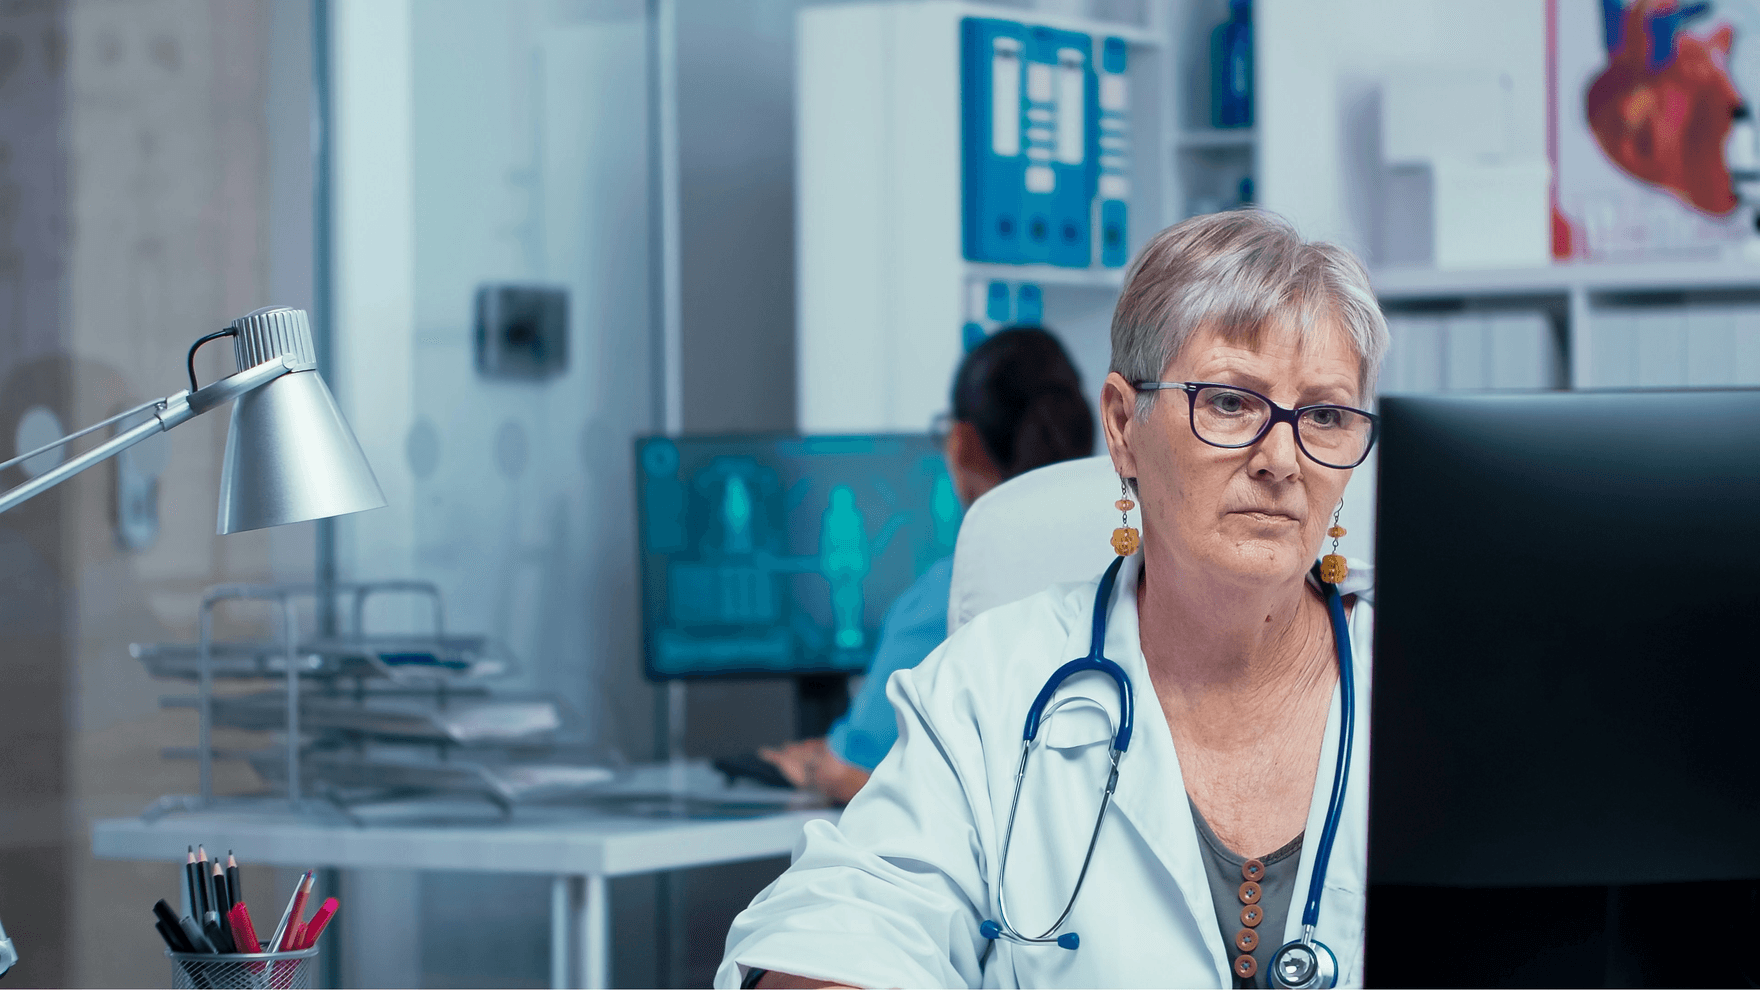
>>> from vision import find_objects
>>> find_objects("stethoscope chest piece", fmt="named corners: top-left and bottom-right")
top-left (1269, 936), bottom-right (1337, 989)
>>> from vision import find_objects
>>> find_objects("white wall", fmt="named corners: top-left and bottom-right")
top-left (329, 1), bottom-right (657, 984)
top-left (1255, 0), bottom-right (1548, 562)
top-left (1258, 0), bottom-right (1547, 260)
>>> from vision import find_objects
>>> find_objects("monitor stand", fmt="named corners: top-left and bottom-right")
top-left (795, 673), bottom-right (850, 739)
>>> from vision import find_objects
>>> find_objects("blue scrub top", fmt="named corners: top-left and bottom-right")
top-left (826, 556), bottom-right (954, 771)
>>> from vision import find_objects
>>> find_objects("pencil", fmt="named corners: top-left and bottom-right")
top-left (225, 851), bottom-right (242, 913)
top-left (278, 873), bottom-right (314, 951)
top-left (210, 860), bottom-right (232, 921)
top-left (267, 871), bottom-right (311, 957)
top-left (194, 846), bottom-right (212, 919)
top-left (184, 847), bottom-right (201, 920)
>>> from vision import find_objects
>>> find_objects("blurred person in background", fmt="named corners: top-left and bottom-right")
top-left (759, 326), bottom-right (1095, 803)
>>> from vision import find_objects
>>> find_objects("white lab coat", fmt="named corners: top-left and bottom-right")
top-left (717, 553), bottom-right (1374, 989)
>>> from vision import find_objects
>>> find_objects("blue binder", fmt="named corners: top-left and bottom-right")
top-left (1016, 283), bottom-right (1044, 324)
top-left (962, 19), bottom-right (1028, 263)
top-left (1046, 31), bottom-right (1094, 268)
top-left (1096, 37), bottom-right (1130, 268)
top-left (1018, 25), bottom-right (1062, 265)
top-left (985, 280), bottom-right (1011, 322)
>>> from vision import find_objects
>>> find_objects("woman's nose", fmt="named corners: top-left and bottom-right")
top-left (1249, 419), bottom-right (1303, 479)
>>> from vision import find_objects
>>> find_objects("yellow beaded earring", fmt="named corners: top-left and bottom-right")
top-left (1319, 501), bottom-right (1348, 583)
top-left (1111, 478), bottom-right (1140, 556)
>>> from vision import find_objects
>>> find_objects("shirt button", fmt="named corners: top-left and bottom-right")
top-left (1234, 954), bottom-right (1258, 979)
top-left (1242, 858), bottom-right (1265, 882)
top-left (1235, 928), bottom-right (1260, 952)
top-left (1240, 903), bottom-right (1263, 927)
top-left (1238, 880), bottom-right (1262, 904)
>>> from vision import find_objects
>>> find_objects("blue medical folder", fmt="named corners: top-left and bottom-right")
top-left (962, 18), bottom-right (1027, 263)
top-left (1047, 30), bottom-right (1095, 268)
top-left (1017, 25), bottom-right (1064, 265)
top-left (1097, 37), bottom-right (1130, 267)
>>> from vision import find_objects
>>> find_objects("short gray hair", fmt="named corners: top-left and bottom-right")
top-left (1110, 209), bottom-right (1388, 418)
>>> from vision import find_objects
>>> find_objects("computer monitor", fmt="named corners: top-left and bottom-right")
top-left (1367, 389), bottom-right (1760, 987)
top-left (634, 433), bottom-right (960, 681)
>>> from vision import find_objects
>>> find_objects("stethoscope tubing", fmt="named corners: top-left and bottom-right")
top-left (1300, 583), bottom-right (1355, 929)
top-left (983, 555), bottom-right (1355, 984)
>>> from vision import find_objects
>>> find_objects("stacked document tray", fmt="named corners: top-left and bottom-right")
top-left (131, 634), bottom-right (513, 682)
top-left (136, 579), bottom-right (621, 815)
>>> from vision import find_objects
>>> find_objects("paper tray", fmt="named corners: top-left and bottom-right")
top-left (132, 634), bottom-right (514, 682)
top-left (202, 691), bottom-right (565, 744)
top-left (248, 748), bottom-right (620, 806)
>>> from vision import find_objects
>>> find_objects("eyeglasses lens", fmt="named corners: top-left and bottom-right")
top-left (1191, 387), bottom-right (1372, 469)
top-left (1296, 406), bottom-right (1374, 467)
top-left (930, 413), bottom-right (953, 451)
top-left (1192, 387), bottom-right (1271, 446)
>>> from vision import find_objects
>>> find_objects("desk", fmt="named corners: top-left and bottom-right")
top-left (92, 765), bottom-right (835, 989)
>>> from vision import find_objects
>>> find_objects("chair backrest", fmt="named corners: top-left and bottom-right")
top-left (948, 455), bottom-right (1121, 635)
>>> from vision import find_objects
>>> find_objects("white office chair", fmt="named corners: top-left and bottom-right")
top-left (948, 455), bottom-right (1122, 635)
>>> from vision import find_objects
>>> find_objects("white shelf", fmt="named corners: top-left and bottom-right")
top-left (963, 262), bottom-right (1126, 290)
top-left (1374, 260), bottom-right (1760, 302)
top-left (1176, 128), bottom-right (1256, 151)
top-left (951, 1), bottom-right (1164, 48)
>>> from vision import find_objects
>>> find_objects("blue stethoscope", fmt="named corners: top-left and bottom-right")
top-left (979, 555), bottom-right (1356, 989)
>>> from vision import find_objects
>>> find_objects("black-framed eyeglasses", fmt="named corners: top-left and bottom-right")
top-left (1133, 381), bottom-right (1379, 469)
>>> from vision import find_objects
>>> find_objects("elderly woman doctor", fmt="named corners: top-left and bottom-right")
top-left (719, 209), bottom-right (1387, 990)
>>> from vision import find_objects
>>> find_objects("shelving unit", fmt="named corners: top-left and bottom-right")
top-left (1175, 127), bottom-right (1256, 151)
top-left (962, 261), bottom-right (1126, 290)
top-left (1373, 261), bottom-right (1760, 391)
top-left (795, 0), bottom-right (1173, 433)
top-left (1169, 0), bottom-right (1254, 219)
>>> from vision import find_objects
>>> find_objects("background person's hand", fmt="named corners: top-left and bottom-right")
top-left (758, 737), bottom-right (872, 804)
top-left (757, 738), bottom-right (824, 789)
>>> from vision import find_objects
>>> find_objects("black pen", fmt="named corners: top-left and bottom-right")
top-left (179, 915), bottom-right (216, 954)
top-left (153, 900), bottom-right (195, 952)
top-left (202, 911), bottom-right (234, 954)
top-left (154, 918), bottom-right (187, 953)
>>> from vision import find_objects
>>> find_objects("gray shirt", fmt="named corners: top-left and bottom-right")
top-left (1189, 797), bottom-right (1303, 989)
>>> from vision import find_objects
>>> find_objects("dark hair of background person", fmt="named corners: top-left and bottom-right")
top-left (951, 325), bottom-right (1095, 480)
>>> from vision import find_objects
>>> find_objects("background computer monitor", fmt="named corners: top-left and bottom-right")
top-left (1367, 389), bottom-right (1760, 988)
top-left (635, 433), bottom-right (959, 682)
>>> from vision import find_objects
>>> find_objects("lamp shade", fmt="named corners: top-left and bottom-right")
top-left (216, 307), bottom-right (386, 534)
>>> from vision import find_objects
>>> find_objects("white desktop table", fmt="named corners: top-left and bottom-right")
top-left (92, 765), bottom-right (835, 989)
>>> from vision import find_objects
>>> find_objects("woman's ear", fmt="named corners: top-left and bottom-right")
top-left (946, 420), bottom-right (1004, 505)
top-left (1099, 372), bottom-right (1141, 480)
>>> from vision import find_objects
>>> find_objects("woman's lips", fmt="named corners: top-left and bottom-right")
top-left (1229, 509), bottom-right (1303, 524)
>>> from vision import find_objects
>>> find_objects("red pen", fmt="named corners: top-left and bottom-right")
top-left (227, 903), bottom-right (261, 955)
top-left (296, 898), bottom-right (338, 950)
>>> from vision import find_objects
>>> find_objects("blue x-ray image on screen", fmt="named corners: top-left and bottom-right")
top-left (635, 434), bottom-right (960, 679)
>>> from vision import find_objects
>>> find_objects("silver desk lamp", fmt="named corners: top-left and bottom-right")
top-left (0, 306), bottom-right (384, 979)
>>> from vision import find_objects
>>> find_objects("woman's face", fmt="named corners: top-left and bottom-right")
top-left (1102, 322), bottom-right (1363, 588)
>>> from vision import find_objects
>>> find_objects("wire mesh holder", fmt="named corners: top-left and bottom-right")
top-left (168, 944), bottom-right (319, 990)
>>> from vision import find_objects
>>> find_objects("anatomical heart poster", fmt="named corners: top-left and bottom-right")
top-left (1554, 0), bottom-right (1760, 259)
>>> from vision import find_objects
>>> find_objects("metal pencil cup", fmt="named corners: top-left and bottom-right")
top-left (168, 944), bottom-right (319, 989)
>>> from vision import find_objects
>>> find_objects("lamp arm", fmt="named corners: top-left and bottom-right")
top-left (0, 355), bottom-right (299, 516)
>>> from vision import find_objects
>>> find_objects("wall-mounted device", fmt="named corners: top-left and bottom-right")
top-left (475, 283), bottom-right (569, 379)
